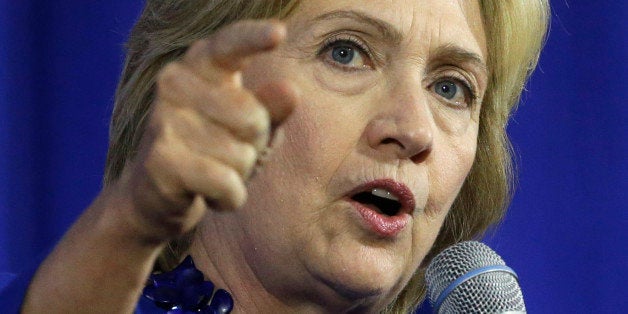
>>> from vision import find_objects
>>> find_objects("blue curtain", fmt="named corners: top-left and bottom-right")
top-left (1, 1), bottom-right (626, 312)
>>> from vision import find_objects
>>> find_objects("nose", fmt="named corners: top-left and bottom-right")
top-left (366, 83), bottom-right (434, 163)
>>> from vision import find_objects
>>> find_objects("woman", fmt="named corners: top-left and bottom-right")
top-left (2, 0), bottom-right (548, 312)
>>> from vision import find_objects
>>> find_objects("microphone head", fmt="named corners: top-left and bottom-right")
top-left (425, 241), bottom-right (526, 313)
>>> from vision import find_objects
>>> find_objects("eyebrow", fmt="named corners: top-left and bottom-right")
top-left (311, 9), bottom-right (403, 45)
top-left (430, 44), bottom-right (488, 75)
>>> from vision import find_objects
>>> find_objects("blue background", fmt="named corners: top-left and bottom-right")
top-left (1, 1), bottom-right (626, 312)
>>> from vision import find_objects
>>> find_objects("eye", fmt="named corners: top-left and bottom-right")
top-left (432, 77), bottom-right (476, 108)
top-left (319, 37), bottom-right (373, 70)
top-left (434, 80), bottom-right (458, 98)
top-left (331, 44), bottom-right (359, 65)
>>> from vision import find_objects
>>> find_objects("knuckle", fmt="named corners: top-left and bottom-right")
top-left (155, 63), bottom-right (187, 100)
top-left (148, 114), bottom-right (175, 143)
top-left (146, 139), bottom-right (175, 171)
top-left (200, 86), bottom-right (222, 108)
top-left (242, 104), bottom-right (270, 141)
top-left (240, 144), bottom-right (258, 167)
top-left (185, 39), bottom-right (210, 59)
top-left (156, 62), bottom-right (182, 88)
top-left (203, 162), bottom-right (245, 208)
top-left (220, 167), bottom-right (246, 207)
top-left (209, 32), bottom-right (228, 56)
top-left (226, 91), bottom-right (270, 141)
top-left (220, 167), bottom-right (240, 195)
top-left (142, 149), bottom-right (178, 199)
top-left (221, 167), bottom-right (241, 191)
top-left (232, 143), bottom-right (257, 176)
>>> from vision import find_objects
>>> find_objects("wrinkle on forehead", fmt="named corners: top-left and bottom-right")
top-left (454, 0), bottom-right (487, 57)
top-left (363, 0), bottom-right (487, 62)
top-left (420, 0), bottom-right (486, 57)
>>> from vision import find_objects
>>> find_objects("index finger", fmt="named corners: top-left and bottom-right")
top-left (184, 20), bottom-right (287, 75)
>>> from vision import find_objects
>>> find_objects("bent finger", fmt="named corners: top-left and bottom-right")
top-left (170, 150), bottom-right (248, 210)
top-left (156, 62), bottom-right (271, 150)
top-left (168, 106), bottom-right (259, 179)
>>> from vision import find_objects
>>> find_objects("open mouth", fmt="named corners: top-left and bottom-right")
top-left (351, 188), bottom-right (402, 217)
top-left (347, 180), bottom-right (415, 237)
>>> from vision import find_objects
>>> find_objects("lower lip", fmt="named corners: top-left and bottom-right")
top-left (349, 200), bottom-right (410, 237)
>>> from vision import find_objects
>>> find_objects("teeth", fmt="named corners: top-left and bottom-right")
top-left (371, 188), bottom-right (399, 201)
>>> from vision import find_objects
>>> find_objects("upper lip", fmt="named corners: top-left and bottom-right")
top-left (346, 178), bottom-right (416, 216)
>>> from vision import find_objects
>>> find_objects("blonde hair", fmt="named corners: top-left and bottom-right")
top-left (103, 1), bottom-right (549, 312)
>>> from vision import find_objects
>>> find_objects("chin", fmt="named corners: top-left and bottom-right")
top-left (310, 245), bottom-right (410, 306)
top-left (311, 270), bottom-right (404, 313)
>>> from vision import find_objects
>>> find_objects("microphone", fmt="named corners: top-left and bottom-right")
top-left (425, 241), bottom-right (526, 313)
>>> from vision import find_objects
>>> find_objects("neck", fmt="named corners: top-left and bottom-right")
top-left (187, 214), bottom-right (382, 313)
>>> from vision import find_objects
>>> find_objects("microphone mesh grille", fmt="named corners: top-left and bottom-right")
top-left (425, 241), bottom-right (525, 313)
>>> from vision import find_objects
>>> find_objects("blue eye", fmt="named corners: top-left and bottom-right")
top-left (432, 78), bottom-right (476, 107)
top-left (320, 38), bottom-right (372, 70)
top-left (331, 45), bottom-right (356, 64)
top-left (434, 81), bottom-right (458, 100)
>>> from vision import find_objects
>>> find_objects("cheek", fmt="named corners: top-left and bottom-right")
top-left (410, 137), bottom-right (476, 266)
top-left (429, 102), bottom-right (478, 136)
top-left (425, 132), bottom-right (478, 216)
top-left (274, 91), bottom-right (365, 185)
top-left (278, 110), bottom-right (336, 180)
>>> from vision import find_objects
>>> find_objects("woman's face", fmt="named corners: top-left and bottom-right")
top-left (203, 0), bottom-right (487, 310)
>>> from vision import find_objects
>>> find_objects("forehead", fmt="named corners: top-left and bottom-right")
top-left (289, 0), bottom-right (487, 61)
